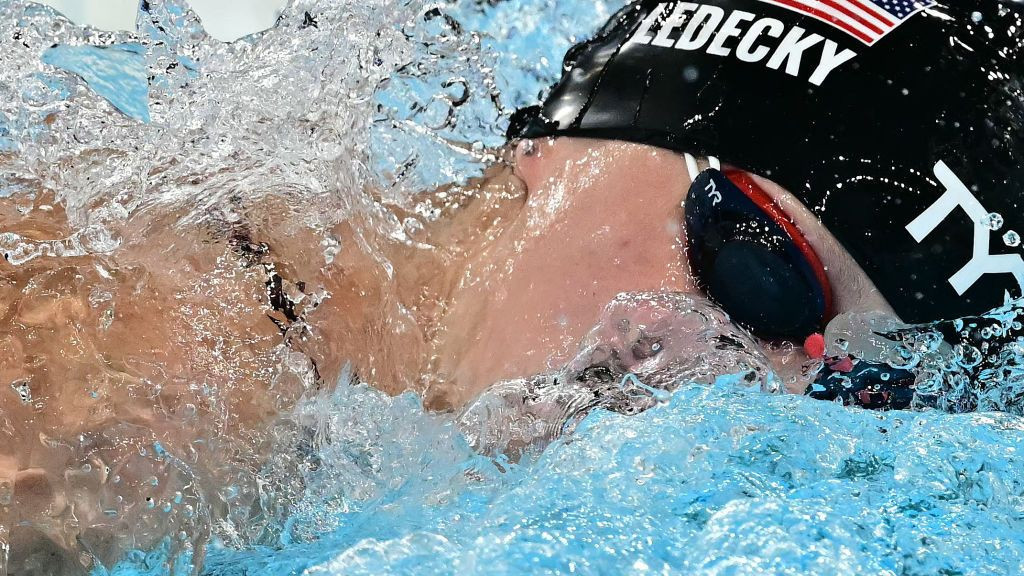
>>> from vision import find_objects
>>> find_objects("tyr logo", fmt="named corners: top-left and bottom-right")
top-left (705, 178), bottom-right (722, 206)
top-left (906, 161), bottom-right (1024, 297)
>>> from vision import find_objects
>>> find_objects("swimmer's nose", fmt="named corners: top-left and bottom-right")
top-left (7, 526), bottom-right (89, 576)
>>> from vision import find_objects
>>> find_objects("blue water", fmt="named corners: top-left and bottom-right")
top-left (10, 0), bottom-right (1024, 575)
top-left (42, 44), bottom-right (151, 122)
top-left (192, 378), bottom-right (1024, 576)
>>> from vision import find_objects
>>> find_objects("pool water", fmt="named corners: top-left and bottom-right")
top-left (199, 374), bottom-right (1024, 576)
top-left (3, 0), bottom-right (1024, 575)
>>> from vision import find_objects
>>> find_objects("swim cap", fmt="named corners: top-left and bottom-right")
top-left (509, 0), bottom-right (1024, 323)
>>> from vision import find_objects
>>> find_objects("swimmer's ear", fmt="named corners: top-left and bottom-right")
top-left (512, 139), bottom-right (544, 188)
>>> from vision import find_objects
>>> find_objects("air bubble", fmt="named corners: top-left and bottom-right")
top-left (913, 331), bottom-right (942, 353)
top-left (982, 212), bottom-right (1004, 231)
top-left (957, 345), bottom-right (983, 369)
top-left (10, 381), bottom-right (31, 404)
top-left (1004, 230), bottom-right (1020, 247)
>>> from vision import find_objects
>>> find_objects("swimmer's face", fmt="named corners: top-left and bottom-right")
top-left (439, 137), bottom-right (699, 405)
top-left (492, 137), bottom-right (895, 391)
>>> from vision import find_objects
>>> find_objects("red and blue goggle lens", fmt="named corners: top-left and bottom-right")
top-left (685, 168), bottom-right (835, 341)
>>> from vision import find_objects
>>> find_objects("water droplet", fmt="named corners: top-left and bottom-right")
top-left (913, 331), bottom-right (942, 353)
top-left (1004, 230), bottom-right (1020, 247)
top-left (957, 345), bottom-right (983, 368)
top-left (982, 212), bottom-right (1004, 231)
top-left (972, 11), bottom-right (983, 22)
top-left (10, 381), bottom-right (32, 404)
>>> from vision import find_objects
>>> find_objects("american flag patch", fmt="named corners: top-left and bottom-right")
top-left (758, 0), bottom-right (935, 45)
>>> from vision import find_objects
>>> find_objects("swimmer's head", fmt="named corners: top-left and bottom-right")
top-left (509, 0), bottom-right (1024, 334)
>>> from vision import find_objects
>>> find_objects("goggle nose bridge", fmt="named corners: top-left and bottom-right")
top-left (683, 153), bottom-right (721, 182)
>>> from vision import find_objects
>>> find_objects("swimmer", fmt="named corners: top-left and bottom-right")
top-left (3, 0), bottom-right (1024, 571)
top-left (495, 0), bottom-right (1024, 412)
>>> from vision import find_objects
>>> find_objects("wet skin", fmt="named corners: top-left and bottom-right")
top-left (0, 137), bottom-right (894, 569)
top-left (432, 138), bottom-right (895, 406)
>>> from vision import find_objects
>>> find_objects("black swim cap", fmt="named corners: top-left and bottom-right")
top-left (509, 0), bottom-right (1024, 323)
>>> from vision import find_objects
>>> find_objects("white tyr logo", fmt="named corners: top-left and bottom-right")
top-left (905, 161), bottom-right (1024, 296)
top-left (705, 179), bottom-right (722, 205)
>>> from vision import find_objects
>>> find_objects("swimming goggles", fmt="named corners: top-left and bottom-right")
top-left (683, 155), bottom-right (834, 341)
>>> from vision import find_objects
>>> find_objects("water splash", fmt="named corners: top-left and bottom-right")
top-left (199, 375), bottom-right (1024, 576)
top-left (459, 292), bottom-right (781, 460)
top-left (368, 0), bottom-right (625, 195)
top-left (1, 0), bottom-right (460, 572)
top-left (823, 296), bottom-right (1024, 414)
